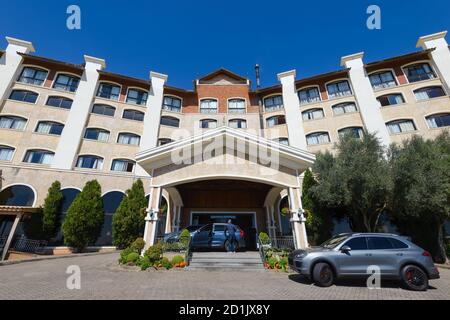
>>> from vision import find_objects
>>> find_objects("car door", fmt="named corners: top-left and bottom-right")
top-left (366, 236), bottom-right (399, 276)
top-left (336, 236), bottom-right (369, 276)
top-left (212, 224), bottom-right (226, 247)
top-left (192, 224), bottom-right (212, 248)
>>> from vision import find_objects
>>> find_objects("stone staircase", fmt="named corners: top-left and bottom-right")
top-left (187, 251), bottom-right (265, 271)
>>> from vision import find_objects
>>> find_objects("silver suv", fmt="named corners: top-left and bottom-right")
top-left (288, 233), bottom-right (440, 291)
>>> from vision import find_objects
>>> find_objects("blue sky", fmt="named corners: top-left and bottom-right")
top-left (1, 0), bottom-right (449, 89)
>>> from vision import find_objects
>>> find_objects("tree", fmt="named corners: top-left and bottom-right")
top-left (310, 133), bottom-right (392, 232)
top-left (112, 179), bottom-right (147, 248)
top-left (302, 168), bottom-right (333, 245)
top-left (62, 180), bottom-right (104, 252)
top-left (41, 181), bottom-right (63, 240)
top-left (389, 132), bottom-right (450, 263)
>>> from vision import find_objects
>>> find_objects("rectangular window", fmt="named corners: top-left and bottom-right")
top-left (404, 63), bottom-right (436, 83)
top-left (298, 87), bottom-right (321, 105)
top-left (53, 74), bottom-right (80, 92)
top-left (302, 109), bottom-right (324, 121)
top-left (327, 81), bottom-right (352, 99)
top-left (0, 147), bottom-right (14, 161)
top-left (46, 96), bottom-right (73, 109)
top-left (162, 96), bottom-right (182, 112)
top-left (306, 133), bottom-right (330, 145)
top-left (36, 122), bottom-right (64, 135)
top-left (24, 150), bottom-right (54, 164)
top-left (377, 94), bottom-right (405, 107)
top-left (0, 116), bottom-right (26, 130)
top-left (126, 89), bottom-right (148, 105)
top-left (426, 114), bottom-right (450, 128)
top-left (92, 104), bottom-right (115, 117)
top-left (18, 67), bottom-right (48, 86)
top-left (387, 120), bottom-right (416, 134)
top-left (9, 90), bottom-right (38, 103)
top-left (111, 159), bottom-right (135, 172)
top-left (97, 83), bottom-right (121, 100)
top-left (264, 95), bottom-right (283, 112)
top-left (369, 71), bottom-right (396, 90)
top-left (228, 99), bottom-right (246, 113)
top-left (200, 100), bottom-right (218, 113)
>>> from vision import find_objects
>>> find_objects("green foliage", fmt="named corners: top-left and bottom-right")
top-left (130, 237), bottom-right (145, 253)
top-left (179, 229), bottom-right (191, 246)
top-left (41, 181), bottom-right (63, 240)
top-left (62, 180), bottom-right (104, 252)
top-left (22, 210), bottom-right (45, 240)
top-left (310, 133), bottom-right (391, 232)
top-left (267, 256), bottom-right (277, 269)
top-left (171, 255), bottom-right (184, 265)
top-left (144, 243), bottom-right (163, 264)
top-left (112, 179), bottom-right (147, 249)
top-left (119, 247), bottom-right (134, 264)
top-left (160, 257), bottom-right (172, 269)
top-left (138, 256), bottom-right (152, 270)
top-left (389, 132), bottom-right (450, 263)
top-left (126, 252), bottom-right (140, 264)
top-left (259, 232), bottom-right (270, 245)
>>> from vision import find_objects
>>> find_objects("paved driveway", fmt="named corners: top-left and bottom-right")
top-left (0, 252), bottom-right (449, 300)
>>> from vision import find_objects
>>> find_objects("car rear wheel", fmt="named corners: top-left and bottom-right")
top-left (312, 263), bottom-right (334, 287)
top-left (401, 265), bottom-right (429, 291)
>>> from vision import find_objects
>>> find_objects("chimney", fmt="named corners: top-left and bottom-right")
top-left (255, 64), bottom-right (261, 89)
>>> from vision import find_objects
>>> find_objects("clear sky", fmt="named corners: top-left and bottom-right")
top-left (1, 0), bottom-right (449, 89)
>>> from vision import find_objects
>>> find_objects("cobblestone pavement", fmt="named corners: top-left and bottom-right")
top-left (0, 253), bottom-right (449, 300)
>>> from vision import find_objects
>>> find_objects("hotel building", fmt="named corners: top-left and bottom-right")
top-left (0, 31), bottom-right (449, 252)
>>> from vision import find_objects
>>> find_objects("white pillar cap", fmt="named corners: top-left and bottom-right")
top-left (277, 69), bottom-right (296, 81)
top-left (340, 52), bottom-right (364, 67)
top-left (416, 31), bottom-right (448, 48)
top-left (6, 36), bottom-right (35, 53)
top-left (150, 71), bottom-right (168, 83)
top-left (84, 55), bottom-right (106, 69)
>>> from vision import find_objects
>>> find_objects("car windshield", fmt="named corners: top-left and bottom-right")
top-left (185, 225), bottom-right (202, 232)
top-left (320, 234), bottom-right (350, 249)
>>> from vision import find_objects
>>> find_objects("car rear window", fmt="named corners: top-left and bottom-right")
top-left (214, 225), bottom-right (226, 232)
top-left (343, 237), bottom-right (368, 250)
top-left (388, 237), bottom-right (409, 249)
top-left (367, 237), bottom-right (394, 250)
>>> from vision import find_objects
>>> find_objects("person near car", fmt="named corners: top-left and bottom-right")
top-left (225, 219), bottom-right (237, 253)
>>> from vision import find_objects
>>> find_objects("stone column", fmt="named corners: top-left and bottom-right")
top-left (143, 186), bottom-right (162, 251)
top-left (277, 70), bottom-right (308, 149)
top-left (288, 187), bottom-right (308, 249)
top-left (164, 199), bottom-right (172, 234)
top-left (0, 37), bottom-right (35, 103)
top-left (417, 31), bottom-right (450, 93)
top-left (340, 53), bottom-right (391, 147)
top-left (51, 55), bottom-right (106, 169)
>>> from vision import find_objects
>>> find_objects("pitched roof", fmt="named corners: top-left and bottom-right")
top-left (197, 67), bottom-right (249, 83)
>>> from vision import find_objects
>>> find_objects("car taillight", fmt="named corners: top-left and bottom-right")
top-left (422, 251), bottom-right (431, 257)
top-left (240, 230), bottom-right (244, 238)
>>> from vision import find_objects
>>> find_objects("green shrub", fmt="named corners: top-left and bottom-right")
top-left (259, 232), bottom-right (270, 245)
top-left (130, 237), bottom-right (145, 253)
top-left (138, 256), bottom-right (152, 270)
top-left (171, 255), bottom-right (184, 266)
top-left (160, 257), bottom-right (172, 270)
top-left (267, 257), bottom-right (277, 269)
top-left (119, 247), bottom-right (134, 264)
top-left (41, 181), bottom-right (63, 240)
top-left (126, 252), bottom-right (140, 264)
top-left (144, 243), bottom-right (163, 264)
top-left (279, 257), bottom-right (289, 272)
top-left (179, 229), bottom-right (191, 246)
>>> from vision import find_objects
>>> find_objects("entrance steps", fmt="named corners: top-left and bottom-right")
top-left (187, 251), bottom-right (265, 271)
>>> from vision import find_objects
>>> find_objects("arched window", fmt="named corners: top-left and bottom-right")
top-left (266, 115), bottom-right (286, 127)
top-left (117, 132), bottom-right (140, 146)
top-left (46, 96), bottom-right (73, 109)
top-left (369, 71), bottom-right (397, 89)
top-left (338, 127), bottom-right (364, 139)
top-left (160, 116), bottom-right (180, 127)
top-left (96, 82), bottom-right (121, 100)
top-left (426, 113), bottom-right (450, 129)
top-left (91, 104), bottom-right (115, 117)
top-left (23, 149), bottom-right (54, 164)
top-left (0, 185), bottom-right (35, 206)
top-left (306, 132), bottom-right (330, 145)
top-left (84, 128), bottom-right (110, 142)
top-left (76, 155), bottom-right (104, 170)
top-left (228, 99), bottom-right (246, 114)
top-left (162, 96), bottom-right (182, 112)
top-left (53, 73), bottom-right (81, 92)
top-left (332, 102), bottom-right (357, 115)
top-left (264, 95), bottom-right (283, 112)
top-left (122, 109), bottom-right (144, 121)
top-left (9, 90), bottom-right (38, 103)
top-left (18, 67), bottom-right (48, 86)
top-left (0, 115), bottom-right (27, 130)
top-left (377, 93), bottom-right (405, 106)
top-left (126, 88), bottom-right (148, 106)
top-left (0, 145), bottom-right (15, 161)
top-left (111, 159), bottom-right (135, 172)
top-left (302, 108), bottom-right (324, 121)
top-left (326, 80), bottom-right (352, 99)
top-left (404, 63), bottom-right (436, 83)
top-left (386, 120), bottom-right (416, 134)
top-left (298, 87), bottom-right (321, 105)
top-left (95, 191), bottom-right (125, 246)
top-left (200, 99), bottom-right (218, 114)
top-left (279, 196), bottom-right (291, 236)
top-left (158, 138), bottom-right (173, 146)
top-left (274, 138), bottom-right (289, 146)
top-left (35, 121), bottom-right (64, 135)
top-left (414, 86), bottom-right (446, 101)
top-left (200, 119), bottom-right (217, 129)
top-left (228, 119), bottom-right (247, 129)
top-left (52, 188), bottom-right (81, 245)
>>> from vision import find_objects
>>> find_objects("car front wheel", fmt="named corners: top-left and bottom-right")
top-left (401, 265), bottom-right (429, 291)
top-left (312, 262), bottom-right (334, 287)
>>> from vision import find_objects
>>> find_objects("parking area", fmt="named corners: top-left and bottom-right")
top-left (0, 252), bottom-right (449, 300)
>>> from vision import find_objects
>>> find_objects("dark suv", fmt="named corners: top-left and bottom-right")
top-left (288, 233), bottom-right (440, 291)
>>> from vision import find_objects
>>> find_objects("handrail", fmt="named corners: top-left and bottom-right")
top-left (184, 235), bottom-right (193, 266)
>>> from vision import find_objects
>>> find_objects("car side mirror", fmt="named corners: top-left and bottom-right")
top-left (340, 245), bottom-right (351, 252)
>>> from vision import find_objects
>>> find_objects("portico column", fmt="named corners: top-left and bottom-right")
top-left (340, 53), bottom-right (391, 147)
top-left (0, 37), bottom-right (35, 103)
top-left (51, 55), bottom-right (106, 169)
top-left (289, 187), bottom-right (308, 249)
top-left (1, 213), bottom-right (22, 261)
top-left (417, 31), bottom-right (450, 93)
top-left (277, 70), bottom-right (307, 149)
top-left (164, 200), bottom-right (172, 234)
top-left (143, 187), bottom-right (162, 251)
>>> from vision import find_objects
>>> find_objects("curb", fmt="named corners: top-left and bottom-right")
top-left (436, 263), bottom-right (450, 270)
top-left (0, 250), bottom-right (119, 266)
